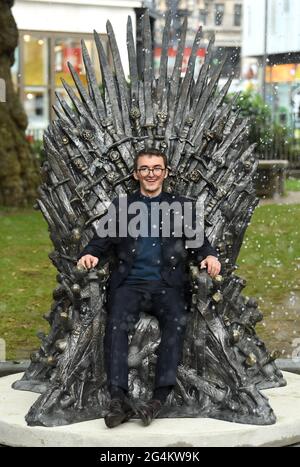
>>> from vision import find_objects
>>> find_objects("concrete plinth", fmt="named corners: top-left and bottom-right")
top-left (256, 159), bottom-right (289, 198)
top-left (0, 372), bottom-right (300, 447)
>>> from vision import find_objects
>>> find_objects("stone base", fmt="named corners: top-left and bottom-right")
top-left (1, 372), bottom-right (300, 447)
top-left (256, 159), bottom-right (289, 198)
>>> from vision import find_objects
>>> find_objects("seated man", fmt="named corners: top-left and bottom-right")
top-left (77, 148), bottom-right (221, 428)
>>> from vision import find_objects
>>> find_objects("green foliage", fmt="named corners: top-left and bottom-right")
top-left (228, 91), bottom-right (292, 158)
top-left (235, 91), bottom-right (271, 121)
top-left (26, 135), bottom-right (45, 166)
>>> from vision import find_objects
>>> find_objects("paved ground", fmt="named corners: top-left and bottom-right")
top-left (1, 372), bottom-right (300, 447)
top-left (259, 191), bottom-right (300, 205)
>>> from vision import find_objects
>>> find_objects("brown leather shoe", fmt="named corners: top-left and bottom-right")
top-left (137, 399), bottom-right (163, 426)
top-left (104, 398), bottom-right (135, 428)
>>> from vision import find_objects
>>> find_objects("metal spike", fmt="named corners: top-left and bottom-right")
top-left (173, 25), bottom-right (203, 136)
top-left (127, 16), bottom-right (139, 105)
top-left (191, 34), bottom-right (215, 109)
top-left (143, 10), bottom-right (155, 132)
top-left (194, 54), bottom-right (228, 124)
top-left (165, 17), bottom-right (187, 141)
top-left (156, 11), bottom-right (171, 108)
top-left (136, 12), bottom-right (145, 79)
top-left (106, 21), bottom-right (132, 137)
top-left (94, 29), bottom-right (123, 134)
top-left (55, 91), bottom-right (81, 126)
top-left (61, 78), bottom-right (96, 128)
top-left (193, 73), bottom-right (233, 147)
top-left (106, 20), bottom-right (130, 108)
top-left (67, 61), bottom-right (99, 118)
top-left (81, 39), bottom-right (106, 121)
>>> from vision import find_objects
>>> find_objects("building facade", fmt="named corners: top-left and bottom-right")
top-left (11, 0), bottom-right (143, 138)
top-left (153, 0), bottom-right (243, 78)
top-left (11, 0), bottom-right (244, 137)
top-left (242, 0), bottom-right (300, 129)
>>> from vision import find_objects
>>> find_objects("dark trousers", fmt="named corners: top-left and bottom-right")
top-left (104, 280), bottom-right (188, 392)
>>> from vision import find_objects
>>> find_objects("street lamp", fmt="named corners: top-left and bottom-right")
top-left (262, 0), bottom-right (268, 102)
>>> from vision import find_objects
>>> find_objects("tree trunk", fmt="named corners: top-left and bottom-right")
top-left (0, 0), bottom-right (40, 207)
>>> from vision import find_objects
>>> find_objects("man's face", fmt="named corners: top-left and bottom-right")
top-left (133, 154), bottom-right (168, 196)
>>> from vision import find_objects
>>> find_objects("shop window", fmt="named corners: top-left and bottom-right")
top-left (55, 38), bottom-right (82, 87)
top-left (215, 4), bottom-right (225, 26)
top-left (24, 89), bottom-right (49, 136)
top-left (199, 9), bottom-right (207, 26)
top-left (23, 35), bottom-right (49, 86)
top-left (54, 38), bottom-right (101, 88)
top-left (23, 34), bottom-right (49, 134)
top-left (234, 4), bottom-right (242, 27)
top-left (20, 31), bottom-right (106, 136)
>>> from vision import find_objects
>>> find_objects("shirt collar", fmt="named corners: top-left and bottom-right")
top-left (138, 190), bottom-right (163, 202)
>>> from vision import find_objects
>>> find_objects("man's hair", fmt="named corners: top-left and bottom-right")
top-left (134, 148), bottom-right (168, 171)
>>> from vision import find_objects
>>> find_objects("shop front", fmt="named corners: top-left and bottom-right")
top-left (11, 0), bottom-right (142, 139)
top-left (266, 62), bottom-right (300, 132)
top-left (12, 31), bottom-right (107, 139)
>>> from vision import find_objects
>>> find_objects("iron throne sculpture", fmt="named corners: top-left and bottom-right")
top-left (13, 12), bottom-right (286, 427)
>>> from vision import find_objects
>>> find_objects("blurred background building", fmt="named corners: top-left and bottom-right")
top-left (12, 0), bottom-right (300, 146)
top-left (153, 0), bottom-right (243, 80)
top-left (11, 0), bottom-right (244, 138)
top-left (242, 0), bottom-right (300, 132)
top-left (11, 0), bottom-right (146, 138)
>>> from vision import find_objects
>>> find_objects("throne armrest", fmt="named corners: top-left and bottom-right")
top-left (188, 262), bottom-right (223, 303)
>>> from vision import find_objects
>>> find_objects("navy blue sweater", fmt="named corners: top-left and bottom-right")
top-left (125, 192), bottom-right (162, 283)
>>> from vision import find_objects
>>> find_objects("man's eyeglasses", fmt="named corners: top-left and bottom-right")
top-left (137, 166), bottom-right (166, 177)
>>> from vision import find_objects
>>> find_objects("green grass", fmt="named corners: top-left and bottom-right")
top-left (237, 203), bottom-right (300, 354)
top-left (285, 177), bottom-right (300, 192)
top-left (0, 206), bottom-right (56, 360)
top-left (0, 203), bottom-right (299, 359)
top-left (237, 203), bottom-right (300, 303)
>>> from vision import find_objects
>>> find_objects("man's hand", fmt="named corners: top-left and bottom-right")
top-left (77, 254), bottom-right (99, 270)
top-left (200, 255), bottom-right (221, 278)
